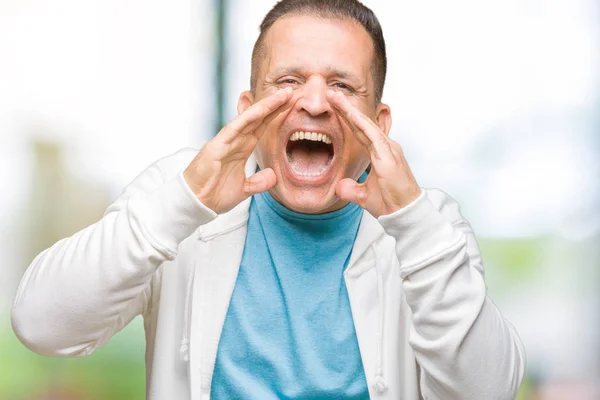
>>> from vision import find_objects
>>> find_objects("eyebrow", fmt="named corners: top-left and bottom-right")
top-left (269, 65), bottom-right (362, 84)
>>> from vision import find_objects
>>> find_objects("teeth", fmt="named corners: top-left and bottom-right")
top-left (289, 165), bottom-right (330, 177)
top-left (289, 131), bottom-right (332, 144)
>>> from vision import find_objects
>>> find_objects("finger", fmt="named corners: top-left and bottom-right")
top-left (327, 90), bottom-right (392, 160)
top-left (253, 93), bottom-right (295, 139)
top-left (224, 88), bottom-right (293, 142)
top-left (243, 168), bottom-right (277, 197)
top-left (335, 178), bottom-right (368, 208)
top-left (326, 90), bottom-right (371, 148)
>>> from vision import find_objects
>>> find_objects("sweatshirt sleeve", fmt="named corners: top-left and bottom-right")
top-left (11, 151), bottom-right (217, 357)
top-left (378, 188), bottom-right (526, 400)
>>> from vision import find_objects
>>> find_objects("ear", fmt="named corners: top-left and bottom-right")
top-left (374, 103), bottom-right (392, 136)
top-left (237, 91), bottom-right (254, 115)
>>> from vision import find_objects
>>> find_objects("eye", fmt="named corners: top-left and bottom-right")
top-left (277, 78), bottom-right (300, 87)
top-left (332, 82), bottom-right (355, 92)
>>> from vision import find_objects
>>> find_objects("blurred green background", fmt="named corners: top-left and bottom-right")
top-left (1, 0), bottom-right (598, 399)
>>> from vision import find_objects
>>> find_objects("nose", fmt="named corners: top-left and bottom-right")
top-left (294, 77), bottom-right (333, 117)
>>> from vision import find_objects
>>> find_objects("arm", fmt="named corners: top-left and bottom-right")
top-left (12, 153), bottom-right (217, 356)
top-left (12, 87), bottom-right (294, 357)
top-left (379, 189), bottom-right (525, 399)
top-left (327, 90), bottom-right (525, 399)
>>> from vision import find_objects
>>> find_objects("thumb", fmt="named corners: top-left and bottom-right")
top-left (335, 178), bottom-right (367, 208)
top-left (244, 168), bottom-right (277, 196)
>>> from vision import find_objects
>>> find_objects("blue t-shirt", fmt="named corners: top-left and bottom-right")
top-left (210, 189), bottom-right (369, 399)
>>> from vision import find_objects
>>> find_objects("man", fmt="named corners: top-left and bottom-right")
top-left (12, 0), bottom-right (525, 399)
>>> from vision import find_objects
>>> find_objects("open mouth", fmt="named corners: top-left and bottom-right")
top-left (285, 131), bottom-right (334, 177)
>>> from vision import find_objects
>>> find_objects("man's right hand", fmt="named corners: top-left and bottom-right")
top-left (183, 87), bottom-right (293, 214)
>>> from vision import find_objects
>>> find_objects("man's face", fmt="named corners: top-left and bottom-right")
top-left (240, 14), bottom-right (390, 214)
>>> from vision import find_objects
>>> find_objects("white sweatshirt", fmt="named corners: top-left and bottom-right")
top-left (12, 148), bottom-right (525, 400)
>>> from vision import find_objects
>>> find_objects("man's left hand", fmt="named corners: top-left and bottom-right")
top-left (327, 90), bottom-right (422, 217)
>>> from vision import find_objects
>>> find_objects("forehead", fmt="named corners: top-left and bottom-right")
top-left (261, 14), bottom-right (374, 81)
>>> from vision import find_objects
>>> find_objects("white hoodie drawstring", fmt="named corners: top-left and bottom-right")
top-left (180, 265), bottom-right (196, 362)
top-left (371, 245), bottom-right (388, 394)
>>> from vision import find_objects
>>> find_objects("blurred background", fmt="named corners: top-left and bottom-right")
top-left (0, 0), bottom-right (598, 398)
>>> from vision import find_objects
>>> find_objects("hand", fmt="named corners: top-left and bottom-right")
top-left (184, 87), bottom-right (293, 214)
top-left (327, 90), bottom-right (422, 217)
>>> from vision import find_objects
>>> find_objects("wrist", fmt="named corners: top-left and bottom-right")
top-left (381, 185), bottom-right (422, 217)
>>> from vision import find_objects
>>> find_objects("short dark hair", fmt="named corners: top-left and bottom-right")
top-left (251, 0), bottom-right (387, 103)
